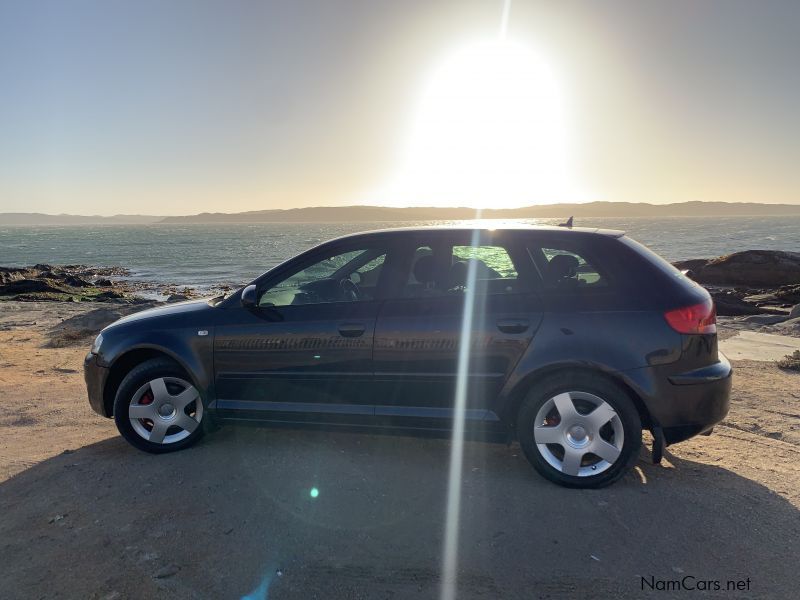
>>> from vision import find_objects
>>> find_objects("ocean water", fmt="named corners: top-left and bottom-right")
top-left (1, 217), bottom-right (798, 291)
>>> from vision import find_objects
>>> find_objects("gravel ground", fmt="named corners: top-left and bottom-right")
top-left (1, 302), bottom-right (798, 599)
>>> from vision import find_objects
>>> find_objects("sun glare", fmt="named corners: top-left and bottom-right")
top-left (374, 39), bottom-right (581, 208)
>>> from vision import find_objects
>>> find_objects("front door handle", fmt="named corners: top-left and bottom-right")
top-left (497, 318), bottom-right (530, 334)
top-left (338, 322), bottom-right (366, 338)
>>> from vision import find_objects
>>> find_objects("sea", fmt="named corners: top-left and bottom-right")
top-left (1, 216), bottom-right (799, 293)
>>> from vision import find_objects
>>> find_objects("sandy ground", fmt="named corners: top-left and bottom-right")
top-left (0, 301), bottom-right (799, 599)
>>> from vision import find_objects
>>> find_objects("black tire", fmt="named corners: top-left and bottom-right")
top-left (517, 372), bottom-right (642, 488)
top-left (113, 358), bottom-right (205, 454)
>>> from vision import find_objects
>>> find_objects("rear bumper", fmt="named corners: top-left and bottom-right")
top-left (624, 354), bottom-right (732, 445)
top-left (84, 352), bottom-right (111, 417)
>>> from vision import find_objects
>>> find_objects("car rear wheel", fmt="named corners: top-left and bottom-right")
top-left (517, 372), bottom-right (642, 488)
top-left (113, 358), bottom-right (205, 454)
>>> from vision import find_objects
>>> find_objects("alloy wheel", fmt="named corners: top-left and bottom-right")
top-left (128, 377), bottom-right (203, 444)
top-left (533, 391), bottom-right (624, 477)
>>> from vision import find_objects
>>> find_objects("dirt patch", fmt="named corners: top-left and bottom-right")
top-left (46, 303), bottom-right (158, 347)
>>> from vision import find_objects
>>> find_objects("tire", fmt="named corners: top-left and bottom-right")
top-left (113, 358), bottom-right (205, 454)
top-left (517, 372), bottom-right (642, 488)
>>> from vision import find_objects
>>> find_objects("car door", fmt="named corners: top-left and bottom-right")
top-left (372, 231), bottom-right (543, 428)
top-left (213, 241), bottom-right (391, 423)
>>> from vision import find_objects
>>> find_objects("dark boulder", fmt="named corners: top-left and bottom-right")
top-left (0, 266), bottom-right (34, 284)
top-left (63, 275), bottom-right (92, 288)
top-left (709, 290), bottom-right (764, 316)
top-left (94, 278), bottom-right (113, 287)
top-left (774, 284), bottom-right (800, 304)
top-left (0, 279), bottom-right (66, 296)
top-left (674, 250), bottom-right (800, 287)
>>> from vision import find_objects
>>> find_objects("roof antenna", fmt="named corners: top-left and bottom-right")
top-left (559, 216), bottom-right (573, 228)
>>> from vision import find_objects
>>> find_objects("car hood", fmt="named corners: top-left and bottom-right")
top-left (105, 298), bottom-right (213, 330)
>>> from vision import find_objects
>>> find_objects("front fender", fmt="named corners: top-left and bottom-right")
top-left (97, 325), bottom-right (215, 399)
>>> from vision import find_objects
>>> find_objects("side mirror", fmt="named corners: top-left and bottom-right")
top-left (241, 284), bottom-right (258, 309)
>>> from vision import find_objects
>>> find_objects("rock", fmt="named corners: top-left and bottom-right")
top-left (710, 290), bottom-right (764, 316)
top-left (739, 314), bottom-right (789, 325)
top-left (94, 278), bottom-right (113, 287)
top-left (743, 292), bottom-right (780, 305)
top-left (94, 290), bottom-right (125, 301)
top-left (46, 303), bottom-right (158, 346)
top-left (674, 250), bottom-right (800, 286)
top-left (0, 279), bottom-right (66, 295)
top-left (673, 259), bottom-right (707, 278)
top-left (166, 294), bottom-right (190, 303)
top-left (63, 275), bottom-right (92, 288)
top-left (775, 316), bottom-right (800, 334)
top-left (153, 564), bottom-right (180, 579)
top-left (790, 304), bottom-right (800, 319)
top-left (775, 285), bottom-right (800, 304)
top-left (12, 294), bottom-right (64, 302)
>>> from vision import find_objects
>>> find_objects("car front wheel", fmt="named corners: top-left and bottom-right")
top-left (113, 358), bottom-right (205, 453)
top-left (517, 372), bottom-right (642, 488)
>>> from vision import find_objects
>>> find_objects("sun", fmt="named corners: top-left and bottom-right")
top-left (372, 39), bottom-right (584, 209)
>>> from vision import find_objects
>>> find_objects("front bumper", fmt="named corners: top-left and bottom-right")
top-left (84, 352), bottom-right (111, 417)
top-left (625, 353), bottom-right (732, 445)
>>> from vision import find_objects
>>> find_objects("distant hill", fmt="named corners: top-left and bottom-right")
top-left (1, 213), bottom-right (162, 225)
top-left (4, 201), bottom-right (800, 225)
top-left (158, 201), bottom-right (800, 223)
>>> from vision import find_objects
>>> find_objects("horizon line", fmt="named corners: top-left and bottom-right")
top-left (4, 198), bottom-right (800, 219)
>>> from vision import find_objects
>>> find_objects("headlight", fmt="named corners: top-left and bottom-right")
top-left (90, 333), bottom-right (104, 354)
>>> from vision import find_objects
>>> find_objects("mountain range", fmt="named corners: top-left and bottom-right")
top-left (3, 201), bottom-right (800, 225)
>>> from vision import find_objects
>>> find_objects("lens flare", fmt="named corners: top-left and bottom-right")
top-left (440, 225), bottom-right (488, 600)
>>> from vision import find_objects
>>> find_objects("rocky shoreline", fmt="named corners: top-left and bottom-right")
top-left (0, 263), bottom-right (221, 305)
top-left (674, 250), bottom-right (800, 318)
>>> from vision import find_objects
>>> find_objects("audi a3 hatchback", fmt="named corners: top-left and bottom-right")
top-left (84, 226), bottom-right (731, 488)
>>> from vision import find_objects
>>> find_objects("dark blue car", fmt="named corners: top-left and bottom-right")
top-left (84, 226), bottom-right (731, 488)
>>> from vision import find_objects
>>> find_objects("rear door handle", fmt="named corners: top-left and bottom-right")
top-left (496, 318), bottom-right (530, 334)
top-left (338, 322), bottom-right (366, 338)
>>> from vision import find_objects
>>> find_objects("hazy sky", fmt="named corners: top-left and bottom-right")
top-left (1, 0), bottom-right (798, 215)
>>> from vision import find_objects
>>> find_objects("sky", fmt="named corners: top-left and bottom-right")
top-left (0, 0), bottom-right (798, 216)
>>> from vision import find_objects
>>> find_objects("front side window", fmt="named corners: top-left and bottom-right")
top-left (259, 248), bottom-right (386, 307)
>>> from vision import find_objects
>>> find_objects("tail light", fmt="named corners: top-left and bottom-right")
top-left (664, 299), bottom-right (717, 334)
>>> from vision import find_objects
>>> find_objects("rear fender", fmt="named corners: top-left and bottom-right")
top-left (496, 313), bottom-right (679, 425)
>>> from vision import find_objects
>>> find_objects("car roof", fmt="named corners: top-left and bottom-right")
top-left (328, 224), bottom-right (626, 243)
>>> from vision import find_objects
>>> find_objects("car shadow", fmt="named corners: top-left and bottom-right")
top-left (0, 426), bottom-right (797, 599)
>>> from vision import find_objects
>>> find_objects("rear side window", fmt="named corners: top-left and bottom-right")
top-left (402, 241), bottom-right (526, 298)
top-left (452, 245), bottom-right (518, 279)
top-left (529, 244), bottom-right (609, 292)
